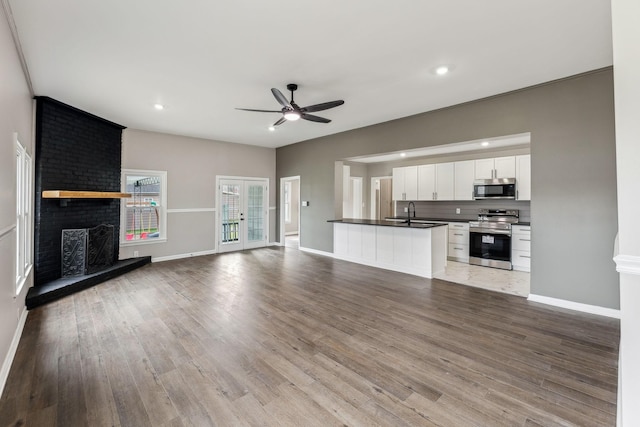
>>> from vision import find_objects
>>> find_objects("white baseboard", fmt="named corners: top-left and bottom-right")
top-left (527, 294), bottom-right (620, 319)
top-left (0, 308), bottom-right (28, 398)
top-left (299, 246), bottom-right (334, 257)
top-left (152, 249), bottom-right (217, 263)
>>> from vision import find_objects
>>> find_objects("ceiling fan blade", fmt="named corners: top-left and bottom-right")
top-left (236, 108), bottom-right (282, 113)
top-left (271, 88), bottom-right (292, 109)
top-left (273, 116), bottom-right (287, 126)
top-left (300, 100), bottom-right (344, 113)
top-left (301, 113), bottom-right (331, 123)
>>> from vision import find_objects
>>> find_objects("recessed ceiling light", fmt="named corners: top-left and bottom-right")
top-left (268, 126), bottom-right (275, 132)
top-left (481, 141), bottom-right (490, 147)
top-left (435, 66), bottom-right (449, 76)
top-left (400, 153), bottom-right (407, 157)
top-left (154, 103), bottom-right (165, 110)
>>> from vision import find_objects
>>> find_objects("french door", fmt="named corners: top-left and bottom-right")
top-left (218, 178), bottom-right (268, 252)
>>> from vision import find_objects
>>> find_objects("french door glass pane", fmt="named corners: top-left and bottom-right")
top-left (246, 184), bottom-right (264, 242)
top-left (222, 183), bottom-right (241, 242)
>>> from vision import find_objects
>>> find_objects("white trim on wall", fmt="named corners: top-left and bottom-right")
top-left (166, 208), bottom-right (216, 214)
top-left (527, 294), bottom-right (621, 319)
top-left (152, 249), bottom-right (217, 263)
top-left (299, 246), bottom-right (333, 257)
top-left (614, 254), bottom-right (640, 276)
top-left (0, 309), bottom-right (27, 398)
top-left (280, 176), bottom-right (300, 246)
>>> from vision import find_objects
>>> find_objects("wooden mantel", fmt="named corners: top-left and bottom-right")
top-left (43, 190), bottom-right (131, 199)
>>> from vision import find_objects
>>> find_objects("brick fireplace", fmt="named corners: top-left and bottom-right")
top-left (27, 97), bottom-right (149, 309)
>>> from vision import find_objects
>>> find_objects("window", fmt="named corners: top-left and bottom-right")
top-left (16, 138), bottom-right (32, 294)
top-left (284, 181), bottom-right (291, 224)
top-left (121, 170), bottom-right (167, 244)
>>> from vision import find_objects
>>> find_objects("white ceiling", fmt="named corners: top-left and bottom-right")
top-left (6, 0), bottom-right (612, 149)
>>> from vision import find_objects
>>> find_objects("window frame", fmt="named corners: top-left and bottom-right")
top-left (15, 138), bottom-right (33, 295)
top-left (120, 169), bottom-right (168, 246)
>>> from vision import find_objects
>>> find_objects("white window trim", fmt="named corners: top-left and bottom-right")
top-left (120, 169), bottom-right (168, 246)
top-left (15, 136), bottom-right (33, 295)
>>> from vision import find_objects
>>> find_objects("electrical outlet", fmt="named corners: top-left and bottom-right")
top-left (403, 207), bottom-right (408, 212)
top-left (456, 208), bottom-right (461, 214)
top-left (133, 250), bottom-right (139, 257)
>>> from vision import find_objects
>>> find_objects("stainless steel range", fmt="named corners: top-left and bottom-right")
top-left (468, 209), bottom-right (519, 270)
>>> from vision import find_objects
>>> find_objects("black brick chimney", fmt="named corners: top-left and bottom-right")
top-left (34, 97), bottom-right (126, 286)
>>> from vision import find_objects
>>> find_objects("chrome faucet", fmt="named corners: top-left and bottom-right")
top-left (407, 201), bottom-right (416, 225)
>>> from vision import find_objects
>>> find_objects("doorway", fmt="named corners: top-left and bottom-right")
top-left (370, 176), bottom-right (393, 220)
top-left (280, 176), bottom-right (301, 249)
top-left (217, 177), bottom-right (268, 252)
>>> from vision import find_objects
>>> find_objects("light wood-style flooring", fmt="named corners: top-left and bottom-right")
top-left (0, 246), bottom-right (619, 426)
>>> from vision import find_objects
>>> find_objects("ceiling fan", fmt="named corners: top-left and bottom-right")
top-left (236, 84), bottom-right (344, 127)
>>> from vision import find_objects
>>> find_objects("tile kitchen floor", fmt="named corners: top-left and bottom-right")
top-left (434, 260), bottom-right (530, 297)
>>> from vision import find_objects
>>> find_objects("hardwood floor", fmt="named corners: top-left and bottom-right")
top-left (0, 247), bottom-right (619, 426)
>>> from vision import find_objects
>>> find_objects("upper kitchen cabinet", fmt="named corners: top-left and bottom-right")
top-left (474, 156), bottom-right (516, 179)
top-left (454, 160), bottom-right (475, 200)
top-left (417, 163), bottom-right (454, 201)
top-left (515, 154), bottom-right (531, 200)
top-left (392, 166), bottom-right (418, 200)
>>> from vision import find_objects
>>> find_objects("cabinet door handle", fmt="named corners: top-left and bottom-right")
top-left (521, 255), bottom-right (531, 258)
top-left (454, 233), bottom-right (463, 236)
top-left (454, 247), bottom-right (463, 250)
top-left (519, 238), bottom-right (531, 242)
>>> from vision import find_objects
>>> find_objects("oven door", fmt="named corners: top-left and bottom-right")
top-left (469, 228), bottom-right (512, 270)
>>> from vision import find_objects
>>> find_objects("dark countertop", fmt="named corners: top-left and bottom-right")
top-left (328, 218), bottom-right (448, 229)
top-left (385, 216), bottom-right (531, 226)
top-left (385, 216), bottom-right (468, 223)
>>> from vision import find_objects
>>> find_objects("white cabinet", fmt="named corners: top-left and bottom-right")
top-left (512, 225), bottom-right (531, 272)
top-left (436, 163), bottom-right (455, 200)
top-left (447, 222), bottom-right (469, 262)
top-left (417, 162), bottom-right (454, 200)
top-left (334, 223), bottom-right (376, 261)
top-left (515, 155), bottom-right (531, 201)
top-left (454, 160), bottom-right (475, 200)
top-left (392, 166), bottom-right (418, 201)
top-left (417, 164), bottom-right (435, 201)
top-left (333, 222), bottom-right (447, 278)
top-left (475, 156), bottom-right (516, 179)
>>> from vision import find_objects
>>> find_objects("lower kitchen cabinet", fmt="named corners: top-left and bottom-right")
top-left (512, 225), bottom-right (531, 272)
top-left (333, 222), bottom-right (447, 278)
top-left (448, 222), bottom-right (469, 262)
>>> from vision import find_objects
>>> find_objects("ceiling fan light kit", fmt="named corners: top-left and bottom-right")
top-left (237, 83), bottom-right (344, 127)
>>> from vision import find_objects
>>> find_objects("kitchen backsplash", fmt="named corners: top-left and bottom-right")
top-left (395, 200), bottom-right (531, 223)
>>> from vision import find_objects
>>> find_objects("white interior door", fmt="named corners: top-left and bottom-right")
top-left (219, 178), bottom-right (268, 252)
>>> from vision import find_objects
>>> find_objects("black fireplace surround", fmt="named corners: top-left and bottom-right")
top-left (28, 97), bottom-right (150, 309)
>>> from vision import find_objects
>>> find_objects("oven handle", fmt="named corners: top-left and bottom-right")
top-left (469, 227), bottom-right (512, 236)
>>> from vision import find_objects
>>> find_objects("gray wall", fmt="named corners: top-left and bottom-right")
top-left (1, 5), bottom-right (34, 388)
top-left (121, 129), bottom-right (276, 260)
top-left (276, 68), bottom-right (618, 309)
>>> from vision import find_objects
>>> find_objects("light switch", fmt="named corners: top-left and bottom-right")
top-left (302, 201), bottom-right (309, 207)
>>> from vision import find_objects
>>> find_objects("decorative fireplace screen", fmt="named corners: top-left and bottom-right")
top-left (62, 224), bottom-right (115, 277)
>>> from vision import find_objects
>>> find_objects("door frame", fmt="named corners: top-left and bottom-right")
top-left (216, 175), bottom-right (269, 252)
top-left (280, 176), bottom-right (300, 247)
top-left (370, 176), bottom-right (392, 219)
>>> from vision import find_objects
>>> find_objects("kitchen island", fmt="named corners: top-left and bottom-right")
top-left (329, 219), bottom-right (447, 278)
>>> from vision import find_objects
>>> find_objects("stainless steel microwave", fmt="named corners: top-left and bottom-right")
top-left (473, 178), bottom-right (516, 200)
